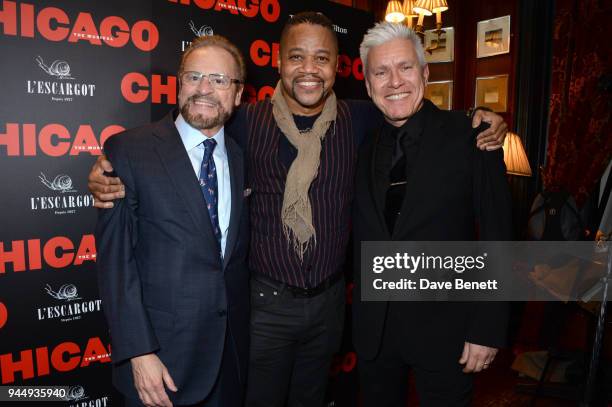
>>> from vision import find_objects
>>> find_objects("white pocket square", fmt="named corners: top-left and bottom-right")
top-left (243, 188), bottom-right (252, 197)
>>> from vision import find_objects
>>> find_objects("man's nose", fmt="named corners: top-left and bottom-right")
top-left (388, 69), bottom-right (403, 88)
top-left (197, 76), bottom-right (215, 93)
top-left (300, 57), bottom-right (318, 74)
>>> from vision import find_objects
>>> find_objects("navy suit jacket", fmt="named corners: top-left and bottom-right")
top-left (95, 111), bottom-right (250, 404)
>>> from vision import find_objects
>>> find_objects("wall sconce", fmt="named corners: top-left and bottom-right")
top-left (385, 0), bottom-right (449, 52)
top-left (413, 0), bottom-right (448, 35)
top-left (385, 1), bottom-right (406, 23)
top-left (402, 0), bottom-right (418, 28)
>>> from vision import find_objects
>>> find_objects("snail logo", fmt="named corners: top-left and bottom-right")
top-left (181, 22), bottom-right (214, 51)
top-left (30, 172), bottom-right (95, 215)
top-left (27, 56), bottom-right (96, 102)
top-left (39, 173), bottom-right (76, 193)
top-left (189, 21), bottom-right (214, 37)
top-left (63, 385), bottom-right (110, 407)
top-left (63, 385), bottom-right (87, 402)
top-left (45, 284), bottom-right (82, 302)
top-left (37, 282), bottom-right (102, 322)
top-left (35, 56), bottom-right (74, 80)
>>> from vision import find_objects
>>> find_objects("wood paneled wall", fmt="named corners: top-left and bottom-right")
top-left (366, 0), bottom-right (520, 126)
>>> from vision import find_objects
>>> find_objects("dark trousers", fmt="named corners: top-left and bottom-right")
top-left (123, 328), bottom-right (242, 407)
top-left (244, 276), bottom-right (345, 407)
top-left (359, 303), bottom-right (473, 407)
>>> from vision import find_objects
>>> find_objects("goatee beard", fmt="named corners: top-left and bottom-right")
top-left (180, 95), bottom-right (230, 130)
top-left (291, 80), bottom-right (328, 108)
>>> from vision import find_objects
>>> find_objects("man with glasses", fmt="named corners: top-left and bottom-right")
top-left (90, 12), bottom-right (508, 407)
top-left (95, 35), bottom-right (250, 407)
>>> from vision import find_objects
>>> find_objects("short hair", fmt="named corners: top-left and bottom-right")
top-left (179, 35), bottom-right (246, 82)
top-left (359, 22), bottom-right (426, 74)
top-left (280, 11), bottom-right (338, 52)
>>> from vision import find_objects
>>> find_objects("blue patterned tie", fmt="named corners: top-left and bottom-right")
top-left (199, 138), bottom-right (221, 246)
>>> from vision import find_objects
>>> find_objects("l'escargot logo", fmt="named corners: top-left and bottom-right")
top-left (63, 384), bottom-right (111, 406)
top-left (35, 56), bottom-right (74, 80)
top-left (39, 173), bottom-right (76, 193)
top-left (63, 385), bottom-right (86, 402)
top-left (27, 56), bottom-right (96, 103)
top-left (181, 21), bottom-right (214, 52)
top-left (189, 20), bottom-right (213, 37)
top-left (38, 283), bottom-right (101, 323)
top-left (45, 284), bottom-right (82, 301)
top-left (31, 172), bottom-right (94, 216)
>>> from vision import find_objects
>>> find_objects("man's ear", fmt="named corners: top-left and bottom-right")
top-left (422, 63), bottom-right (429, 84)
top-left (234, 85), bottom-right (244, 107)
top-left (365, 76), bottom-right (372, 98)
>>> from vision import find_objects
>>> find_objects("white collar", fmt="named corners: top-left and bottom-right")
top-left (175, 113), bottom-right (226, 152)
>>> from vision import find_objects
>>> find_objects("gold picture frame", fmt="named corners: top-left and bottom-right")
top-left (475, 75), bottom-right (508, 112)
top-left (425, 80), bottom-right (453, 110)
top-left (477, 16), bottom-right (511, 58)
top-left (424, 27), bottom-right (454, 63)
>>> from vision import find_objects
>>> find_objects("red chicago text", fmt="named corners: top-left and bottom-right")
top-left (121, 73), bottom-right (177, 105)
top-left (330, 351), bottom-right (357, 377)
top-left (0, 235), bottom-right (97, 274)
top-left (242, 84), bottom-right (274, 103)
top-left (0, 1), bottom-right (159, 51)
top-left (0, 337), bottom-right (111, 384)
top-left (168, 0), bottom-right (280, 23)
top-left (337, 55), bottom-right (364, 81)
top-left (0, 123), bottom-right (124, 157)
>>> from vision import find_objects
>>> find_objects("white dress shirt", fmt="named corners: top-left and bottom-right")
top-left (175, 113), bottom-right (231, 257)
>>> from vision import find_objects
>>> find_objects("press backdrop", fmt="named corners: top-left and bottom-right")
top-left (0, 0), bottom-right (373, 405)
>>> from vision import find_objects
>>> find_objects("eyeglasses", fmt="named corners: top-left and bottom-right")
top-left (180, 71), bottom-right (242, 90)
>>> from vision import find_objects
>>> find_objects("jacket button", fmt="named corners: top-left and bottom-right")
top-left (218, 309), bottom-right (227, 317)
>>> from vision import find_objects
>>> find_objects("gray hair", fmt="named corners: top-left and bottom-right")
top-left (359, 22), bottom-right (426, 74)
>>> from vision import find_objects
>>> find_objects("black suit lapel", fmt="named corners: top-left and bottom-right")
top-left (222, 136), bottom-right (244, 270)
top-left (369, 133), bottom-right (391, 238)
top-left (152, 113), bottom-right (220, 251)
top-left (392, 103), bottom-right (447, 239)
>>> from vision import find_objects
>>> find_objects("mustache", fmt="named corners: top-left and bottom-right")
top-left (293, 75), bottom-right (324, 83)
top-left (187, 93), bottom-right (219, 106)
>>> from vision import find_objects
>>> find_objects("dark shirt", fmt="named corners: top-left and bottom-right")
top-left (278, 113), bottom-right (318, 167)
top-left (226, 99), bottom-right (382, 288)
top-left (373, 103), bottom-right (426, 233)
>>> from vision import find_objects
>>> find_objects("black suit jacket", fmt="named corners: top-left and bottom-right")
top-left (352, 100), bottom-right (512, 363)
top-left (95, 111), bottom-right (250, 404)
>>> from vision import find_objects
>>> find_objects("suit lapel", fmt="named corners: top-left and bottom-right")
top-left (222, 135), bottom-right (244, 269)
top-left (392, 103), bottom-right (447, 239)
top-left (368, 133), bottom-right (391, 237)
top-left (152, 113), bottom-right (220, 250)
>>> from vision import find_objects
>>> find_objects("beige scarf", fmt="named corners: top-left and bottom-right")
top-left (271, 81), bottom-right (337, 260)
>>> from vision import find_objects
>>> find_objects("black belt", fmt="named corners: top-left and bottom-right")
top-left (252, 272), bottom-right (343, 298)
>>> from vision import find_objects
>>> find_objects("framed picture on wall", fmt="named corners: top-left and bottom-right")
top-left (425, 80), bottom-right (453, 110)
top-left (424, 27), bottom-right (454, 63)
top-left (476, 15), bottom-right (510, 58)
top-left (475, 75), bottom-right (508, 112)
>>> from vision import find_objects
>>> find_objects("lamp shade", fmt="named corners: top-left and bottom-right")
top-left (385, 1), bottom-right (406, 23)
top-left (402, 0), bottom-right (418, 17)
top-left (503, 132), bottom-right (532, 176)
top-left (412, 0), bottom-right (434, 16)
top-left (431, 0), bottom-right (448, 13)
